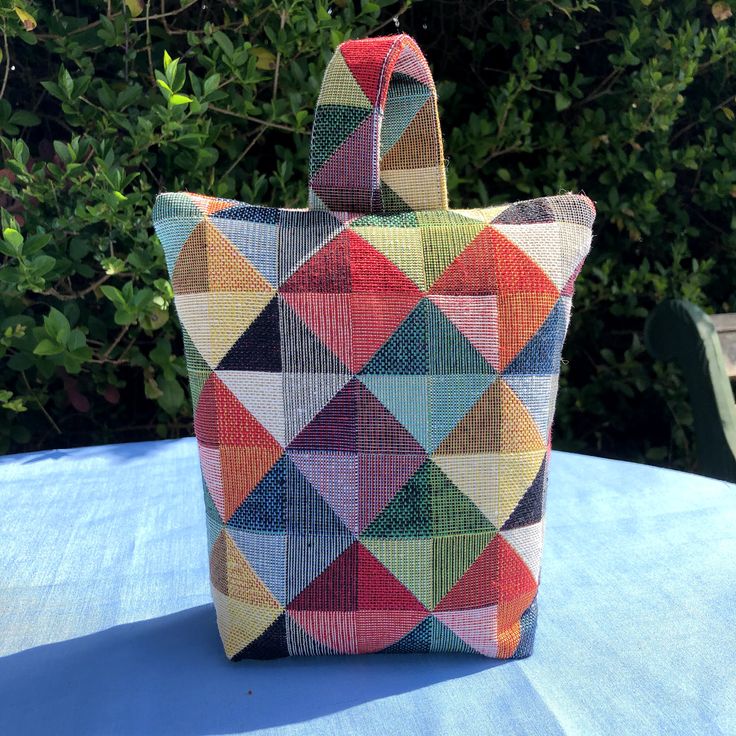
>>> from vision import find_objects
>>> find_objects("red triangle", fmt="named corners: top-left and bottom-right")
top-left (280, 231), bottom-right (352, 293)
top-left (287, 379), bottom-right (358, 452)
top-left (288, 542), bottom-right (359, 611)
top-left (428, 228), bottom-right (497, 294)
top-left (357, 544), bottom-right (427, 611)
top-left (280, 292), bottom-right (353, 368)
top-left (355, 381), bottom-right (425, 455)
top-left (348, 230), bottom-right (422, 293)
top-left (491, 227), bottom-right (559, 295)
top-left (429, 227), bottom-right (559, 296)
top-left (194, 373), bottom-right (281, 450)
top-left (339, 38), bottom-right (398, 105)
top-left (350, 292), bottom-right (421, 372)
top-left (435, 536), bottom-right (537, 612)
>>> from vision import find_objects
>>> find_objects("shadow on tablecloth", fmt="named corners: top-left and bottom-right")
top-left (0, 604), bottom-right (505, 735)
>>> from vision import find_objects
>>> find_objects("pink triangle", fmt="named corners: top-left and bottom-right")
top-left (288, 450), bottom-right (359, 534)
top-left (427, 294), bottom-right (499, 370)
top-left (358, 452), bottom-right (426, 531)
top-left (356, 611), bottom-right (430, 654)
top-left (561, 257), bottom-right (585, 296)
top-left (310, 115), bottom-right (377, 194)
top-left (434, 607), bottom-right (498, 657)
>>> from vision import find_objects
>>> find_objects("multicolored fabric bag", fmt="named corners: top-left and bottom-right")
top-left (152, 34), bottom-right (595, 660)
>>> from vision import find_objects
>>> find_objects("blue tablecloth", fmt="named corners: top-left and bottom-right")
top-left (1, 438), bottom-right (734, 735)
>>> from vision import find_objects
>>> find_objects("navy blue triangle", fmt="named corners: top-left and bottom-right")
top-left (227, 455), bottom-right (288, 533)
top-left (503, 298), bottom-right (567, 375)
top-left (491, 199), bottom-right (555, 225)
top-left (232, 613), bottom-right (289, 660)
top-left (217, 296), bottom-right (281, 372)
top-left (501, 455), bottom-right (547, 530)
top-left (512, 597), bottom-right (538, 659)
top-left (360, 300), bottom-right (428, 375)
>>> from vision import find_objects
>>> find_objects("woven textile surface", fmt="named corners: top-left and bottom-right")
top-left (152, 34), bottom-right (595, 661)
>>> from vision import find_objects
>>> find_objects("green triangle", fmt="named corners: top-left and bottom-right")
top-left (432, 531), bottom-right (496, 607)
top-left (425, 299), bottom-right (493, 374)
top-left (350, 211), bottom-right (419, 227)
top-left (360, 299), bottom-right (428, 375)
top-left (361, 461), bottom-right (433, 539)
top-left (428, 462), bottom-right (496, 536)
top-left (310, 104), bottom-right (373, 174)
top-left (418, 212), bottom-right (486, 287)
top-left (182, 324), bottom-right (212, 410)
top-left (379, 179), bottom-right (411, 213)
top-left (360, 536), bottom-right (433, 609)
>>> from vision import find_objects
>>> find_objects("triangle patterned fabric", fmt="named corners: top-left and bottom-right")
top-left (152, 33), bottom-right (595, 661)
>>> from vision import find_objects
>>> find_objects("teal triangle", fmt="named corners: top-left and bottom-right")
top-left (360, 299), bottom-right (428, 375)
top-left (426, 299), bottom-right (495, 374)
top-left (154, 216), bottom-right (204, 275)
top-left (311, 104), bottom-right (373, 173)
top-left (358, 374), bottom-right (429, 450)
top-left (427, 373), bottom-right (497, 451)
top-left (382, 615), bottom-right (474, 654)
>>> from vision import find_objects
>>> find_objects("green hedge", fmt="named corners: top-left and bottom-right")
top-left (1, 0), bottom-right (735, 469)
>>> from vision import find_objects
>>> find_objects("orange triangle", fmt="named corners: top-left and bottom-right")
top-left (188, 193), bottom-right (236, 215)
top-left (498, 293), bottom-right (559, 370)
top-left (220, 445), bottom-right (283, 522)
top-left (381, 98), bottom-right (442, 170)
top-left (204, 219), bottom-right (273, 292)
top-left (172, 221), bottom-right (209, 295)
top-left (435, 380), bottom-right (545, 455)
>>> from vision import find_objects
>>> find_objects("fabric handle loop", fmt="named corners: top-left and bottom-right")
top-left (308, 34), bottom-right (448, 214)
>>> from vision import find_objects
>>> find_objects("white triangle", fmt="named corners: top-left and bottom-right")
top-left (283, 372), bottom-right (351, 444)
top-left (434, 607), bottom-right (498, 657)
top-left (501, 520), bottom-right (545, 583)
top-left (216, 370), bottom-right (285, 447)
top-left (502, 374), bottom-right (558, 441)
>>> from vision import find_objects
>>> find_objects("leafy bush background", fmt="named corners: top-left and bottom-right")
top-left (1, 0), bottom-right (735, 469)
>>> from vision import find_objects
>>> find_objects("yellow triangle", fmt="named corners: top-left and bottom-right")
top-left (317, 50), bottom-right (372, 109)
top-left (204, 219), bottom-right (272, 292)
top-left (432, 450), bottom-right (546, 528)
top-left (380, 165), bottom-right (446, 212)
top-left (174, 291), bottom-right (274, 368)
top-left (220, 530), bottom-right (282, 607)
top-left (454, 205), bottom-right (507, 223)
top-left (211, 586), bottom-right (283, 658)
top-left (350, 225), bottom-right (425, 290)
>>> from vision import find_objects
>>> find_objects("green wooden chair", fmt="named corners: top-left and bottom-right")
top-left (645, 299), bottom-right (736, 482)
